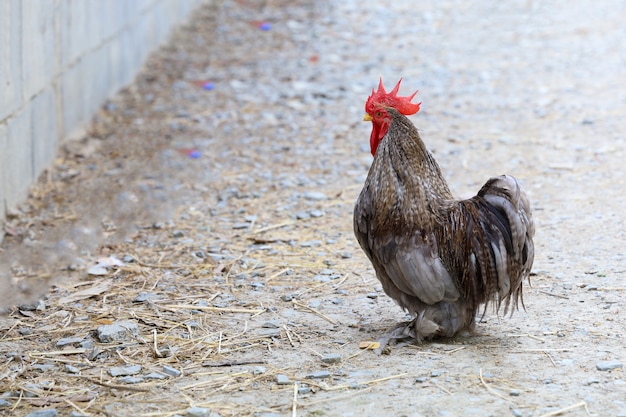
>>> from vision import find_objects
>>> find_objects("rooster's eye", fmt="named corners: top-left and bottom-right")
top-left (376, 111), bottom-right (382, 117)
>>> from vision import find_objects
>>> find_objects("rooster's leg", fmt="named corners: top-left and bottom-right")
top-left (376, 313), bottom-right (441, 351)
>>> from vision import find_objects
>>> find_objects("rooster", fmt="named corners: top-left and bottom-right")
top-left (353, 79), bottom-right (534, 345)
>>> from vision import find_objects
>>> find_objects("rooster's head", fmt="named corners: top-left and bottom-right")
top-left (364, 78), bottom-right (421, 156)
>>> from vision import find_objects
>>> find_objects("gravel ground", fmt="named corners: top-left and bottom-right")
top-left (1, 1), bottom-right (625, 416)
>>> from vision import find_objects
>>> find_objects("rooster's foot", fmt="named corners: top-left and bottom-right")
top-left (375, 315), bottom-right (440, 353)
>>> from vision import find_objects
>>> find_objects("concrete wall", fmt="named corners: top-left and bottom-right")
top-left (0, 0), bottom-right (204, 225)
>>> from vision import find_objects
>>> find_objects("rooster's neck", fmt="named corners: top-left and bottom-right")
top-left (366, 112), bottom-right (453, 231)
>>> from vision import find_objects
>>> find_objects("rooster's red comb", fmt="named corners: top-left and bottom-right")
top-left (365, 78), bottom-right (421, 116)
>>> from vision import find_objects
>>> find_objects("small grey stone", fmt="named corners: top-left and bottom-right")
top-left (117, 376), bottom-right (144, 384)
top-left (70, 412), bottom-right (89, 417)
top-left (172, 230), bottom-right (185, 238)
top-left (18, 327), bottom-right (33, 336)
top-left (366, 293), bottom-right (378, 299)
top-left (65, 365), bottom-right (80, 374)
top-left (253, 366), bottom-right (267, 375)
top-left (25, 410), bottom-right (58, 417)
top-left (430, 370), bottom-right (442, 377)
top-left (298, 385), bottom-right (312, 394)
top-left (122, 255), bottom-right (135, 263)
top-left (258, 328), bottom-right (281, 337)
top-left (56, 337), bottom-right (84, 347)
top-left (87, 265), bottom-right (108, 276)
top-left (509, 389), bottom-right (521, 396)
top-left (134, 292), bottom-right (158, 302)
top-left (80, 339), bottom-right (94, 349)
top-left (321, 354), bottom-right (341, 364)
top-left (596, 360), bottom-right (623, 371)
top-left (185, 407), bottom-right (212, 417)
top-left (309, 210), bottom-right (325, 218)
top-left (306, 370), bottom-right (331, 379)
top-left (23, 384), bottom-right (41, 397)
top-left (32, 364), bottom-right (55, 372)
top-left (110, 364), bottom-right (142, 377)
top-left (302, 191), bottom-right (327, 201)
top-left (340, 252), bottom-right (352, 259)
top-left (262, 320), bottom-right (280, 328)
top-left (312, 274), bottom-right (330, 282)
top-left (276, 374), bottom-right (291, 385)
top-left (295, 211), bottom-right (311, 220)
top-left (300, 240), bottom-right (322, 247)
top-left (510, 408), bottom-right (523, 417)
top-left (162, 365), bottom-right (182, 377)
top-left (232, 223), bottom-right (249, 229)
top-left (97, 320), bottom-right (139, 343)
top-left (144, 372), bottom-right (167, 379)
top-left (0, 399), bottom-right (11, 407)
top-left (281, 294), bottom-right (293, 301)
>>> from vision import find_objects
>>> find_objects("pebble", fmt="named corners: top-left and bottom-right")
top-left (32, 364), bottom-right (55, 372)
top-left (302, 191), bottom-right (327, 201)
top-left (117, 376), bottom-right (144, 384)
top-left (56, 336), bottom-right (84, 347)
top-left (262, 320), bottom-right (280, 328)
top-left (596, 360), bottom-right (623, 371)
top-left (309, 210), bottom-right (325, 218)
top-left (430, 370), bottom-right (442, 377)
top-left (87, 265), bottom-right (108, 276)
top-left (276, 374), bottom-right (291, 385)
top-left (281, 294), bottom-right (293, 302)
top-left (300, 240), bottom-right (322, 247)
top-left (253, 366), bottom-right (267, 375)
top-left (366, 293), bottom-right (378, 299)
top-left (258, 328), bottom-right (281, 337)
top-left (295, 211), bottom-right (310, 220)
top-left (18, 327), bottom-right (33, 335)
top-left (510, 408), bottom-right (523, 417)
top-left (340, 252), bottom-right (352, 259)
top-left (65, 365), bottom-right (80, 374)
top-left (0, 399), bottom-right (10, 407)
top-left (144, 372), bottom-right (167, 379)
top-left (110, 364), bottom-right (142, 376)
top-left (80, 339), bottom-right (94, 349)
top-left (25, 410), bottom-right (58, 417)
top-left (162, 365), bottom-right (182, 377)
top-left (24, 384), bottom-right (42, 397)
top-left (133, 292), bottom-right (159, 302)
top-left (321, 354), bottom-right (341, 364)
top-left (97, 320), bottom-right (139, 343)
top-left (306, 370), bottom-right (331, 379)
top-left (509, 389), bottom-right (521, 396)
top-left (185, 407), bottom-right (212, 417)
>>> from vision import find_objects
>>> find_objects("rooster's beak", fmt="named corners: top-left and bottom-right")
top-left (363, 114), bottom-right (372, 122)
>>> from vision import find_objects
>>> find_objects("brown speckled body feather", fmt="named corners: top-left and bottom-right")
top-left (354, 108), bottom-right (534, 342)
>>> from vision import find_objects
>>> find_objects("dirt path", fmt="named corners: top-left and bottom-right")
top-left (1, 1), bottom-right (625, 416)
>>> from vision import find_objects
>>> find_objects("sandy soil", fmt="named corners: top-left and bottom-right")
top-left (1, 1), bottom-right (625, 416)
